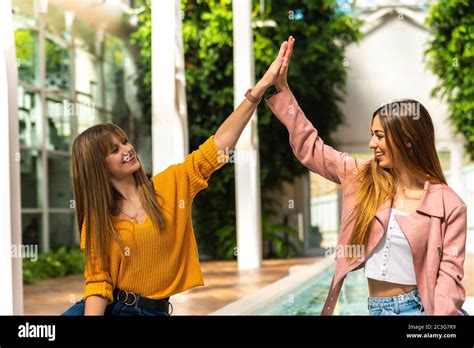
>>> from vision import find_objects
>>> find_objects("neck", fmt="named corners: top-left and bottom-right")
top-left (111, 174), bottom-right (139, 202)
top-left (397, 171), bottom-right (425, 190)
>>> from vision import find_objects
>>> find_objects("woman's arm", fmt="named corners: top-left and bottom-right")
top-left (213, 40), bottom-right (290, 151)
top-left (266, 89), bottom-right (366, 184)
top-left (266, 36), bottom-right (366, 184)
top-left (433, 204), bottom-right (467, 315)
top-left (84, 296), bottom-right (108, 315)
top-left (80, 222), bottom-right (114, 315)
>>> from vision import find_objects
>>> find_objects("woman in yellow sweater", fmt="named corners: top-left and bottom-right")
top-left (62, 39), bottom-right (293, 316)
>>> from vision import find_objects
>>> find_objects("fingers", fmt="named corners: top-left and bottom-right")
top-left (280, 36), bottom-right (295, 71)
top-left (278, 41), bottom-right (288, 59)
top-left (284, 36), bottom-right (294, 62)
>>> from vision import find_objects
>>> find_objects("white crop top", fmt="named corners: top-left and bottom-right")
top-left (364, 208), bottom-right (417, 285)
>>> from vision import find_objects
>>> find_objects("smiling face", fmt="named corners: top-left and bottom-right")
top-left (105, 134), bottom-right (141, 180)
top-left (368, 115), bottom-right (392, 168)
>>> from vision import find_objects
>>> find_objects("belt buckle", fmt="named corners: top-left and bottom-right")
top-left (117, 290), bottom-right (137, 306)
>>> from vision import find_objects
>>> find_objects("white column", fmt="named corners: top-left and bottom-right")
top-left (0, 0), bottom-right (24, 315)
top-left (233, 0), bottom-right (262, 270)
top-left (151, 0), bottom-right (188, 173)
top-left (448, 140), bottom-right (465, 199)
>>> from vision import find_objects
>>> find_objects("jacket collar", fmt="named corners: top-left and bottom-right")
top-left (416, 180), bottom-right (444, 218)
top-left (375, 180), bottom-right (445, 228)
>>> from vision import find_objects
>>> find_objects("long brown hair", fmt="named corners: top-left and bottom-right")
top-left (71, 123), bottom-right (166, 270)
top-left (345, 99), bottom-right (447, 250)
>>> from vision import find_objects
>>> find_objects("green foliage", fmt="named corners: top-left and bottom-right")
top-left (262, 216), bottom-right (302, 258)
top-left (425, 0), bottom-right (474, 157)
top-left (130, 0), bottom-right (361, 258)
top-left (23, 245), bottom-right (84, 284)
top-left (215, 215), bottom-right (302, 260)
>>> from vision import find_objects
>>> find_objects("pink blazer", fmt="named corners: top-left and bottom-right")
top-left (266, 89), bottom-right (467, 315)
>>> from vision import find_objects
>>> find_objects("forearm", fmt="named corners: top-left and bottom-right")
top-left (84, 295), bottom-right (108, 315)
top-left (214, 80), bottom-right (269, 150)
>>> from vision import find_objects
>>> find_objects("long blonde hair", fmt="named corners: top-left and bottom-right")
top-left (71, 123), bottom-right (166, 270)
top-left (345, 99), bottom-right (446, 249)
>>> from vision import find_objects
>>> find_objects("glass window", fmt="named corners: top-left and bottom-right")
top-left (49, 213), bottom-right (76, 248)
top-left (75, 49), bottom-right (99, 104)
top-left (76, 93), bottom-right (100, 133)
top-left (48, 153), bottom-right (72, 209)
top-left (18, 88), bottom-right (42, 148)
top-left (45, 37), bottom-right (71, 91)
top-left (14, 29), bottom-right (38, 86)
top-left (12, 1), bottom-right (38, 22)
top-left (43, 4), bottom-right (71, 42)
top-left (104, 34), bottom-right (125, 112)
top-left (20, 150), bottom-right (42, 208)
top-left (46, 97), bottom-right (73, 151)
top-left (22, 213), bottom-right (42, 248)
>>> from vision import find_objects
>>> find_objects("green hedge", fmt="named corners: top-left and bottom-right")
top-left (23, 245), bottom-right (84, 284)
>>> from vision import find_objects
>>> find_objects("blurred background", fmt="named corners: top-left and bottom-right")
top-left (1, 0), bottom-right (472, 315)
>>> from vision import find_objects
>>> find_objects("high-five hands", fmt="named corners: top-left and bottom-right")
top-left (275, 36), bottom-right (294, 92)
top-left (259, 36), bottom-right (295, 89)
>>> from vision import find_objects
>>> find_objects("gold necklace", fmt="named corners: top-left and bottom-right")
top-left (121, 203), bottom-right (141, 223)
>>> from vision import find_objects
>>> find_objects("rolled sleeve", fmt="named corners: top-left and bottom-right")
top-left (80, 223), bottom-right (114, 304)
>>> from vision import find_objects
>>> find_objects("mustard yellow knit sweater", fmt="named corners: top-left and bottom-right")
top-left (81, 136), bottom-right (226, 303)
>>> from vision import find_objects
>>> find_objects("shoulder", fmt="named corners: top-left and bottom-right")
top-left (437, 184), bottom-right (467, 219)
top-left (439, 184), bottom-right (466, 207)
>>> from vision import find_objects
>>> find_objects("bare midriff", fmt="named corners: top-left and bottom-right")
top-left (368, 278), bottom-right (417, 298)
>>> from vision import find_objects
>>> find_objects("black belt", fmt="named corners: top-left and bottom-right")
top-left (113, 289), bottom-right (172, 314)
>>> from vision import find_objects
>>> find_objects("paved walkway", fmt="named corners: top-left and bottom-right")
top-left (23, 253), bottom-right (474, 315)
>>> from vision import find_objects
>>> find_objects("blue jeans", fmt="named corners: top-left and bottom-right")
top-left (368, 289), bottom-right (469, 316)
top-left (61, 298), bottom-right (170, 316)
top-left (368, 289), bottom-right (426, 316)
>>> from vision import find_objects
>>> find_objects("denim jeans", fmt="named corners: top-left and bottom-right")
top-left (368, 289), bottom-right (469, 316)
top-left (61, 298), bottom-right (170, 316)
top-left (368, 289), bottom-right (426, 316)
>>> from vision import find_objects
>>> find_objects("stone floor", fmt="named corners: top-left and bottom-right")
top-left (23, 253), bottom-right (474, 315)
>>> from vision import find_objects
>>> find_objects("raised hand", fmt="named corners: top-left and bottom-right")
top-left (275, 36), bottom-right (295, 92)
top-left (258, 40), bottom-right (289, 88)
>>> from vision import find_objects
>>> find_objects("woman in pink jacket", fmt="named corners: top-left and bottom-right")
top-left (266, 36), bottom-right (468, 316)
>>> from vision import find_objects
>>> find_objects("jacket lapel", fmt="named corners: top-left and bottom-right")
top-left (333, 181), bottom-right (445, 286)
top-left (394, 181), bottom-right (444, 261)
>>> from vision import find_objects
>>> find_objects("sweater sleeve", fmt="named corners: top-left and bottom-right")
top-left (181, 135), bottom-right (227, 198)
top-left (265, 89), bottom-right (368, 184)
top-left (80, 222), bottom-right (114, 304)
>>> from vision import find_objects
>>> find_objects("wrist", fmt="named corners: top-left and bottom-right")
top-left (276, 84), bottom-right (289, 92)
top-left (253, 81), bottom-right (269, 97)
top-left (245, 88), bottom-right (262, 104)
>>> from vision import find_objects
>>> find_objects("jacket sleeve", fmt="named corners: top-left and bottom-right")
top-left (433, 204), bottom-right (467, 315)
top-left (265, 89), bottom-right (368, 184)
top-left (81, 222), bottom-right (114, 304)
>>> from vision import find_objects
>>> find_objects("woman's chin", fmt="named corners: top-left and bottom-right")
top-left (378, 160), bottom-right (392, 168)
top-left (126, 163), bottom-right (141, 174)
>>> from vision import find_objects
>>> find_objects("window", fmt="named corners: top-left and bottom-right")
top-left (48, 153), bottom-right (72, 208)
top-left (45, 37), bottom-right (71, 91)
top-left (22, 213), bottom-right (42, 248)
top-left (15, 29), bottom-right (39, 86)
top-left (18, 88), bottom-right (42, 148)
top-left (49, 213), bottom-right (76, 248)
top-left (46, 97), bottom-right (73, 151)
top-left (20, 150), bottom-right (42, 208)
